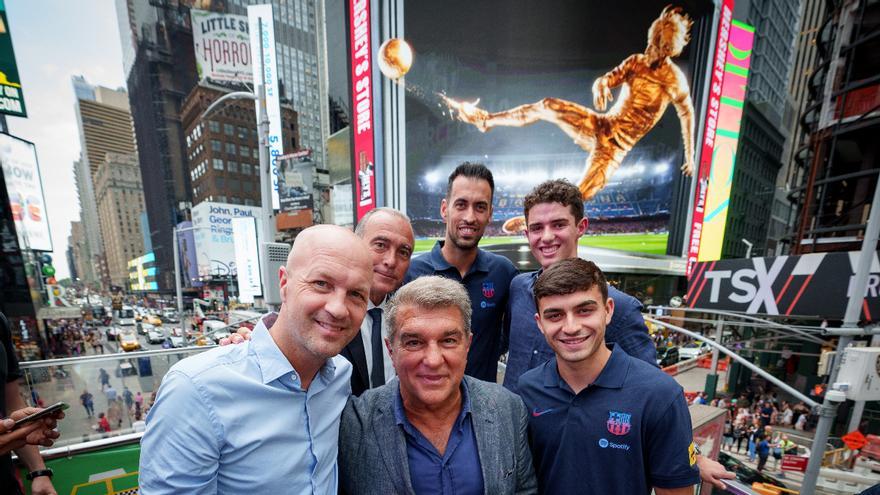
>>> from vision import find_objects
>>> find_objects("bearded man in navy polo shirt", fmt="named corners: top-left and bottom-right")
top-left (518, 258), bottom-right (700, 494)
top-left (405, 163), bottom-right (517, 382)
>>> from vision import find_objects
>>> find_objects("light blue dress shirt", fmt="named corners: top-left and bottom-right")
top-left (139, 314), bottom-right (353, 494)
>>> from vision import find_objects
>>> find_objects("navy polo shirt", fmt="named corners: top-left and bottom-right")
top-left (394, 381), bottom-right (484, 495)
top-left (502, 270), bottom-right (657, 394)
top-left (517, 345), bottom-right (700, 494)
top-left (405, 241), bottom-right (517, 382)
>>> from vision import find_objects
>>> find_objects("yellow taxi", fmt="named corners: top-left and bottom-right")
top-left (119, 330), bottom-right (141, 352)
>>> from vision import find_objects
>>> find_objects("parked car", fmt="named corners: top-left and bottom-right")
top-left (718, 452), bottom-right (789, 491)
top-left (656, 346), bottom-right (680, 368)
top-left (678, 341), bottom-right (712, 361)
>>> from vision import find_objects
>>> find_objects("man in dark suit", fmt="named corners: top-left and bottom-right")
top-left (341, 208), bottom-right (415, 396)
top-left (339, 276), bottom-right (536, 494)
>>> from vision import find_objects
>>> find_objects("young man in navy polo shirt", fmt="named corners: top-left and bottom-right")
top-left (518, 258), bottom-right (700, 494)
top-left (405, 163), bottom-right (517, 382)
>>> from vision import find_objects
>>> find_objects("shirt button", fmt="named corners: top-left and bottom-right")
top-left (533, 350), bottom-right (538, 355)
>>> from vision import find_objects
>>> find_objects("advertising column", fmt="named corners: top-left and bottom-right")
top-left (248, 4), bottom-right (284, 210)
top-left (348, 0), bottom-right (376, 222)
top-left (686, 0), bottom-right (734, 278)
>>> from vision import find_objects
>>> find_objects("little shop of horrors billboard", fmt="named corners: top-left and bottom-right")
top-left (361, 0), bottom-right (719, 256)
top-left (687, 251), bottom-right (880, 322)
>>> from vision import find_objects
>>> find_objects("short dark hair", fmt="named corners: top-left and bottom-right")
top-left (534, 258), bottom-right (608, 307)
top-left (447, 162), bottom-right (495, 200)
top-left (523, 179), bottom-right (584, 223)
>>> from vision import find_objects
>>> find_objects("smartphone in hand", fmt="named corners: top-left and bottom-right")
top-left (11, 402), bottom-right (68, 429)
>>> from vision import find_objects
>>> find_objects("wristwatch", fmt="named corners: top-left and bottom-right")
top-left (26, 468), bottom-right (53, 480)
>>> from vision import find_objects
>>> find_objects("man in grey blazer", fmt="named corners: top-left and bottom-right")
top-left (339, 275), bottom-right (537, 495)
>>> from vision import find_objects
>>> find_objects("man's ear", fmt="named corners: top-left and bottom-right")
top-left (534, 312), bottom-right (547, 337)
top-left (278, 266), bottom-right (288, 300)
top-left (605, 296), bottom-right (615, 325)
top-left (577, 216), bottom-right (588, 237)
top-left (440, 197), bottom-right (448, 222)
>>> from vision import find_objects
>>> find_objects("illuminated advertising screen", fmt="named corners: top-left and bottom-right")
top-left (348, 0), bottom-right (376, 221)
top-left (128, 252), bottom-right (158, 291)
top-left (399, 1), bottom-right (715, 256)
top-left (0, 133), bottom-right (52, 251)
top-left (696, 19), bottom-right (755, 262)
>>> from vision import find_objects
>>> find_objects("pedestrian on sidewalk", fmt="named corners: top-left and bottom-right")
top-left (747, 421), bottom-right (760, 462)
top-left (756, 435), bottom-right (770, 472)
top-left (80, 390), bottom-right (94, 417)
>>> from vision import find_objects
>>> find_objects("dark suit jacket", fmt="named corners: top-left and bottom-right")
top-left (340, 331), bottom-right (370, 396)
top-left (339, 376), bottom-right (537, 495)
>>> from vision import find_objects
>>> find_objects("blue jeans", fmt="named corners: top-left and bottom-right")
top-left (748, 440), bottom-right (757, 461)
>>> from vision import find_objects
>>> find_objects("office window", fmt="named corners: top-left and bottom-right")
top-left (240, 145), bottom-right (250, 157)
top-left (224, 123), bottom-right (234, 136)
top-left (241, 163), bottom-right (252, 175)
top-left (211, 140), bottom-right (221, 152)
top-left (228, 160), bottom-right (239, 173)
top-left (226, 142), bottom-right (237, 155)
top-left (216, 177), bottom-right (225, 189)
top-left (237, 126), bottom-right (248, 139)
top-left (252, 147), bottom-right (258, 159)
top-left (213, 158), bottom-right (224, 170)
top-left (209, 121), bottom-right (220, 133)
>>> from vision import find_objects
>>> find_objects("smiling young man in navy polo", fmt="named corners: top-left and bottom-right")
top-left (518, 258), bottom-right (700, 494)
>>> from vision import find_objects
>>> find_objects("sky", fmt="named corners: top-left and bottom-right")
top-left (6, 0), bottom-right (126, 280)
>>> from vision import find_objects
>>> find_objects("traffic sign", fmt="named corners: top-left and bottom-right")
top-left (842, 430), bottom-right (867, 450)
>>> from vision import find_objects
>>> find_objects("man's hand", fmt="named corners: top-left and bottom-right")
top-left (592, 78), bottom-right (613, 111)
top-left (681, 159), bottom-right (694, 176)
top-left (696, 454), bottom-right (735, 489)
top-left (219, 327), bottom-right (253, 346)
top-left (0, 407), bottom-right (63, 455)
top-left (30, 475), bottom-right (57, 495)
top-left (440, 96), bottom-right (490, 132)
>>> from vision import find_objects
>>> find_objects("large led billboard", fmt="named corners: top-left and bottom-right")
top-left (398, 1), bottom-right (715, 256)
top-left (696, 19), bottom-right (755, 263)
top-left (191, 9), bottom-right (252, 84)
top-left (128, 252), bottom-right (158, 291)
top-left (0, 133), bottom-right (51, 251)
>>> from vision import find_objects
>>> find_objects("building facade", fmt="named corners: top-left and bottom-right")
top-left (179, 83), bottom-right (299, 207)
top-left (788, 0), bottom-right (880, 253)
top-left (94, 153), bottom-right (147, 289)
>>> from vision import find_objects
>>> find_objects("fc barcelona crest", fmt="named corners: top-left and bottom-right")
top-left (606, 411), bottom-right (631, 436)
top-left (482, 281), bottom-right (495, 298)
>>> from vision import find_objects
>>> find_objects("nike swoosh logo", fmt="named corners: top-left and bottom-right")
top-left (532, 407), bottom-right (555, 417)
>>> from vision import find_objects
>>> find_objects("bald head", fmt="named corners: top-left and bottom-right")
top-left (286, 224), bottom-right (372, 273)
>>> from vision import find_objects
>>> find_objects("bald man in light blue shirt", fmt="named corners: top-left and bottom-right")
top-left (139, 225), bottom-right (374, 493)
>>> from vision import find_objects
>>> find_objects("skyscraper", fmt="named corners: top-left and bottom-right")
top-left (71, 76), bottom-right (141, 289)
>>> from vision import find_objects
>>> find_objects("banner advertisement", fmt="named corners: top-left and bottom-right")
top-left (686, 251), bottom-right (880, 321)
top-left (191, 9), bottom-right (252, 84)
top-left (248, 4), bottom-right (284, 210)
top-left (0, 133), bottom-right (52, 251)
top-left (21, 441), bottom-right (141, 494)
top-left (0, 3), bottom-right (26, 117)
top-left (348, 0), bottom-right (376, 221)
top-left (398, 1), bottom-right (714, 254)
top-left (232, 216), bottom-right (262, 303)
top-left (686, 0), bottom-right (734, 277)
top-left (176, 220), bottom-right (202, 288)
top-left (278, 150), bottom-right (315, 213)
top-left (696, 19), bottom-right (755, 263)
top-left (191, 201), bottom-right (262, 278)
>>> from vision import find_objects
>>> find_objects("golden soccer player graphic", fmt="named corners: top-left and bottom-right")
top-left (444, 6), bottom-right (695, 232)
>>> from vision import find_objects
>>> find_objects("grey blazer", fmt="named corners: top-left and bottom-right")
top-left (339, 376), bottom-right (538, 495)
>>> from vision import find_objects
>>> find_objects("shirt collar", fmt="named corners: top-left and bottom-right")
top-left (543, 344), bottom-right (629, 391)
top-left (393, 378), bottom-right (473, 430)
top-left (251, 313), bottom-right (337, 386)
top-left (428, 240), bottom-right (490, 274)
